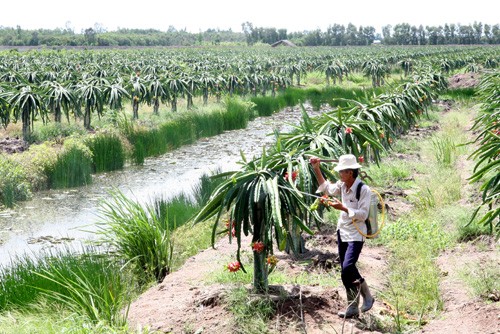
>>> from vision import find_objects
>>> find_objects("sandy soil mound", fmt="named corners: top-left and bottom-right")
top-left (447, 73), bottom-right (480, 89)
top-left (0, 137), bottom-right (28, 154)
top-left (127, 228), bottom-right (389, 334)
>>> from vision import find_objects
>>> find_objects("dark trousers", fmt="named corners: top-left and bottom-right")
top-left (337, 230), bottom-right (364, 290)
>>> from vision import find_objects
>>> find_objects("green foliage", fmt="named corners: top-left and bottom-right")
top-left (381, 215), bottom-right (445, 331)
top-left (468, 71), bottom-right (500, 236)
top-left (442, 88), bottom-right (477, 101)
top-left (47, 138), bottom-right (93, 188)
top-left (457, 220), bottom-right (493, 242)
top-left (0, 309), bottom-right (132, 334)
top-left (171, 220), bottom-right (214, 270)
top-left (433, 205), bottom-right (489, 242)
top-left (460, 262), bottom-right (500, 300)
top-left (34, 260), bottom-right (130, 327)
top-left (225, 286), bottom-right (275, 334)
top-left (97, 190), bottom-right (174, 285)
top-left (30, 122), bottom-right (86, 143)
top-left (365, 159), bottom-right (413, 188)
top-left (159, 119), bottom-right (196, 151)
top-left (127, 127), bottom-right (166, 165)
top-left (432, 135), bottom-right (457, 167)
top-left (250, 95), bottom-right (285, 117)
top-left (188, 108), bottom-right (225, 138)
top-left (385, 242), bottom-right (442, 312)
top-left (10, 142), bottom-right (58, 191)
top-left (304, 87), bottom-right (323, 111)
top-left (0, 154), bottom-right (31, 207)
top-left (152, 192), bottom-right (198, 231)
top-left (86, 132), bottom-right (125, 173)
top-left (282, 87), bottom-right (306, 107)
top-left (191, 168), bottom-right (227, 208)
top-left (222, 97), bottom-right (255, 130)
top-left (381, 215), bottom-right (452, 252)
top-left (0, 246), bottom-right (130, 326)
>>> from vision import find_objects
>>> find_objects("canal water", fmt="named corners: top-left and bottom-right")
top-left (0, 105), bottom-right (322, 265)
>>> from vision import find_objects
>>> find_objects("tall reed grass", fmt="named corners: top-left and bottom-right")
top-left (159, 119), bottom-right (196, 150)
top-left (47, 139), bottom-right (93, 188)
top-left (125, 99), bottom-right (253, 165)
top-left (443, 87), bottom-right (477, 101)
top-left (251, 96), bottom-right (286, 117)
top-left (0, 246), bottom-right (130, 326)
top-left (86, 133), bottom-right (125, 173)
top-left (191, 168), bottom-right (226, 207)
top-left (187, 109), bottom-right (225, 138)
top-left (222, 97), bottom-right (254, 130)
top-left (97, 190), bottom-right (174, 285)
top-left (152, 192), bottom-right (199, 231)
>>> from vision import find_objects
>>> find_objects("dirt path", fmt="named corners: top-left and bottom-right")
top-left (127, 227), bottom-right (389, 334)
top-left (420, 152), bottom-right (500, 334)
top-left (419, 238), bottom-right (499, 334)
top-left (128, 103), bottom-right (500, 334)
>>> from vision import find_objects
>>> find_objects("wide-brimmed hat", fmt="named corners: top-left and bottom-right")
top-left (334, 154), bottom-right (362, 171)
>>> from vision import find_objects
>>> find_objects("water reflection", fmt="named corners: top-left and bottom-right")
top-left (0, 105), bottom-right (320, 264)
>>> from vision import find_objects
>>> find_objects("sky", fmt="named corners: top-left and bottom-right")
top-left (1, 0), bottom-right (498, 35)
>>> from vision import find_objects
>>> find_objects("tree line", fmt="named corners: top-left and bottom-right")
top-left (0, 21), bottom-right (499, 47)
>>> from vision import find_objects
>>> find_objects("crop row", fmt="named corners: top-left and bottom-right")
top-left (0, 46), bottom-right (498, 140)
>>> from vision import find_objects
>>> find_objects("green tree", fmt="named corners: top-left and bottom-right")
top-left (76, 78), bottom-right (105, 130)
top-left (9, 84), bottom-right (46, 141)
top-left (193, 151), bottom-right (318, 293)
top-left (42, 81), bottom-right (76, 123)
top-left (84, 27), bottom-right (96, 45)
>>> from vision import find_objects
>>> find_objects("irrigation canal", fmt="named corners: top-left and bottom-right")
top-left (0, 105), bottom-right (321, 266)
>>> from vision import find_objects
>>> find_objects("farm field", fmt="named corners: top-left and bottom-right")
top-left (0, 45), bottom-right (498, 333)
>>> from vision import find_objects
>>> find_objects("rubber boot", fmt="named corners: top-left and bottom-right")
top-left (337, 287), bottom-right (360, 318)
top-left (360, 280), bottom-right (375, 312)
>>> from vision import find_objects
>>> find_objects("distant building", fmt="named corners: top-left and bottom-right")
top-left (271, 40), bottom-right (297, 47)
top-left (372, 39), bottom-right (382, 45)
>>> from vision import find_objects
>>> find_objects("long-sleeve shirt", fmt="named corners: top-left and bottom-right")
top-left (317, 178), bottom-right (371, 242)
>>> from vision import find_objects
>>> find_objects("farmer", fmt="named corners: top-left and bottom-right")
top-left (309, 154), bottom-right (374, 318)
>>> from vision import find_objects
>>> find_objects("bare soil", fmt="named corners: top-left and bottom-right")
top-left (127, 122), bottom-right (499, 334)
top-left (0, 136), bottom-right (28, 154)
top-left (127, 227), bottom-right (390, 334)
top-left (419, 237), bottom-right (500, 334)
top-left (447, 73), bottom-right (480, 89)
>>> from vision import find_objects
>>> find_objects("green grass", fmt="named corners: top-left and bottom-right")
top-left (365, 159), bottom-right (416, 189)
top-left (460, 262), bottom-right (500, 300)
top-left (30, 122), bottom-right (87, 143)
top-left (431, 135), bottom-right (457, 167)
top-left (222, 97), bottom-right (255, 130)
top-left (224, 286), bottom-right (275, 334)
top-left (191, 167), bottom-right (226, 207)
top-left (159, 118), bottom-right (196, 151)
top-left (86, 132), bottom-right (125, 173)
top-left (152, 192), bottom-right (199, 231)
top-left (282, 87), bottom-right (307, 107)
top-left (250, 95), bottom-right (286, 117)
top-left (46, 139), bottom-right (93, 189)
top-left (97, 190), bottom-right (174, 285)
top-left (0, 155), bottom-right (31, 207)
top-left (0, 307), bottom-right (133, 334)
top-left (189, 108), bottom-right (225, 138)
top-left (0, 246), bottom-right (130, 326)
top-left (171, 220), bottom-right (214, 270)
top-left (441, 88), bottom-right (477, 101)
top-left (374, 103), bottom-right (480, 332)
